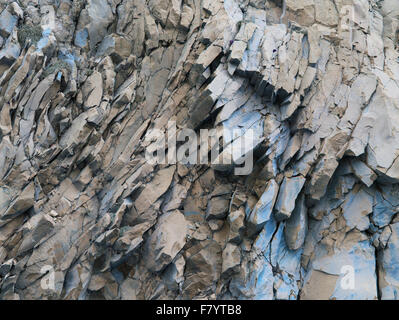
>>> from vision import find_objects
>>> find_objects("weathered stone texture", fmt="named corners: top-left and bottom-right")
top-left (0, 0), bottom-right (399, 300)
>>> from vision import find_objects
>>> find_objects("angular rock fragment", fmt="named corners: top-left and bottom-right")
top-left (96, 34), bottom-right (132, 63)
top-left (0, 36), bottom-right (20, 74)
top-left (275, 176), bottom-right (306, 221)
top-left (183, 240), bottom-right (222, 299)
top-left (206, 196), bottom-right (230, 220)
top-left (350, 159), bottom-right (377, 187)
top-left (1, 183), bottom-right (34, 221)
top-left (134, 166), bottom-right (175, 214)
top-left (143, 210), bottom-right (188, 272)
top-left (227, 207), bottom-right (245, 243)
top-left (247, 179), bottom-right (279, 234)
top-left (342, 186), bottom-right (373, 231)
top-left (284, 194), bottom-right (307, 250)
top-left (221, 243), bottom-right (241, 276)
top-left (0, 8), bottom-right (18, 38)
top-left (17, 213), bottom-right (55, 255)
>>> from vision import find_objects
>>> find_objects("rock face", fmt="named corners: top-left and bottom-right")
top-left (1, 0), bottom-right (399, 300)
top-left (143, 210), bottom-right (188, 272)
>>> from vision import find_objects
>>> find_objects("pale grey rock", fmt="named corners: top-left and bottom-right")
top-left (230, 255), bottom-right (274, 300)
top-left (252, 216), bottom-right (278, 255)
top-left (314, 0), bottom-right (338, 26)
top-left (162, 184), bottom-right (188, 212)
top-left (269, 223), bottom-right (302, 300)
top-left (350, 159), bottom-right (377, 187)
top-left (373, 188), bottom-right (398, 228)
top-left (17, 213), bottom-right (55, 255)
top-left (78, 0), bottom-right (114, 50)
top-left (227, 207), bottom-right (245, 243)
top-left (248, 179), bottom-right (279, 233)
top-left (143, 210), bottom-right (188, 272)
top-left (134, 166), bottom-right (175, 214)
top-left (120, 278), bottom-right (141, 300)
top-left (208, 219), bottom-right (224, 231)
top-left (180, 5), bottom-right (194, 30)
top-left (0, 36), bottom-right (20, 74)
top-left (1, 183), bottom-right (34, 221)
top-left (182, 240), bottom-right (222, 299)
top-left (0, 7), bottom-right (18, 38)
top-left (206, 196), bottom-right (230, 220)
top-left (162, 255), bottom-right (185, 290)
top-left (81, 71), bottom-right (103, 109)
top-left (221, 243), bottom-right (241, 276)
top-left (284, 194), bottom-right (307, 250)
top-left (188, 67), bottom-right (231, 128)
top-left (280, 133), bottom-right (302, 170)
top-left (379, 226), bottom-right (392, 249)
top-left (302, 231), bottom-right (378, 300)
top-left (342, 186), bottom-right (373, 231)
top-left (275, 176), bottom-right (306, 221)
top-left (229, 23), bottom-right (257, 65)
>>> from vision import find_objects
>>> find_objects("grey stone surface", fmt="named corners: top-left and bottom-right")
top-left (0, 0), bottom-right (399, 300)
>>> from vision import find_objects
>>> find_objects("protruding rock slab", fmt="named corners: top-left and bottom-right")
top-left (275, 176), bottom-right (306, 221)
top-left (144, 210), bottom-right (189, 272)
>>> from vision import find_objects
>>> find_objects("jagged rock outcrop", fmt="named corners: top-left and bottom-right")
top-left (1, 0), bottom-right (399, 300)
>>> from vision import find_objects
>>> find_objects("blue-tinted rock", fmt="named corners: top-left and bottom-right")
top-left (269, 223), bottom-right (302, 278)
top-left (373, 190), bottom-right (396, 227)
top-left (274, 272), bottom-right (298, 300)
top-left (252, 216), bottom-right (277, 254)
top-left (350, 159), bottom-right (377, 187)
top-left (74, 28), bottom-right (88, 48)
top-left (0, 9), bottom-right (18, 38)
top-left (378, 223), bottom-right (399, 299)
top-left (229, 256), bottom-right (274, 300)
top-left (248, 179), bottom-right (279, 234)
top-left (303, 233), bottom-right (377, 300)
top-left (269, 223), bottom-right (302, 299)
top-left (342, 186), bottom-right (373, 231)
